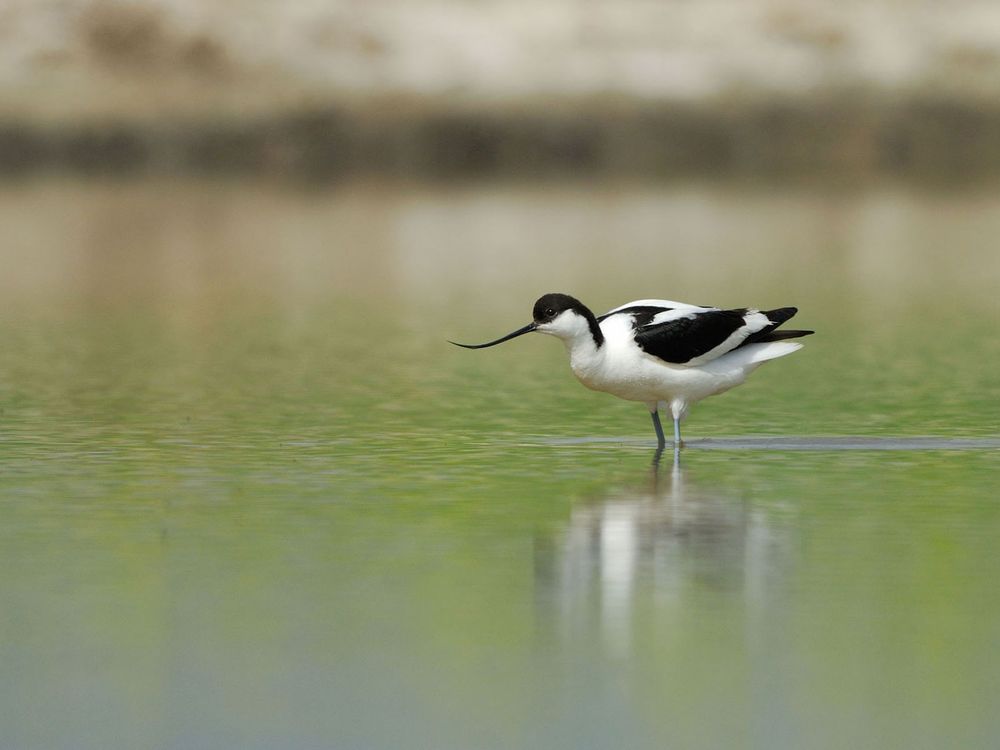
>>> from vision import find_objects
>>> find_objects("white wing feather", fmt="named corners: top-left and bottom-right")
top-left (602, 298), bottom-right (708, 316)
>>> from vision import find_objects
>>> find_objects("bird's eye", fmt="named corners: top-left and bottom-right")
top-left (545, 308), bottom-right (555, 316)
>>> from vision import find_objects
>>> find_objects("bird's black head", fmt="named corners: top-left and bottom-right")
top-left (532, 292), bottom-right (604, 346)
top-left (532, 293), bottom-right (588, 325)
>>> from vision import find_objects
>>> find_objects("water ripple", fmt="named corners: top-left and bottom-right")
top-left (539, 435), bottom-right (1000, 451)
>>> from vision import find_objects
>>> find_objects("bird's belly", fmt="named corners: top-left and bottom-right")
top-left (572, 352), bottom-right (744, 403)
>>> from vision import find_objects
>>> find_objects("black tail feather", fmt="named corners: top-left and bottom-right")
top-left (739, 307), bottom-right (814, 347)
top-left (763, 306), bottom-right (798, 325)
top-left (752, 329), bottom-right (814, 342)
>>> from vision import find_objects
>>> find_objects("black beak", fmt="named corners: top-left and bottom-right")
top-left (449, 322), bottom-right (537, 349)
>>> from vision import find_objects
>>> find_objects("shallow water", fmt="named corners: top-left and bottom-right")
top-left (0, 178), bottom-right (998, 749)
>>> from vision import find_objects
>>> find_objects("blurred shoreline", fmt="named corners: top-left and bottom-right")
top-left (4, 93), bottom-right (1000, 180)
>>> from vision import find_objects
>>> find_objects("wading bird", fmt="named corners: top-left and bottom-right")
top-left (451, 293), bottom-right (813, 449)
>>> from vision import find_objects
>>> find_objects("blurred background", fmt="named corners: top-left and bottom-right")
top-left (2, 3), bottom-right (1000, 750)
top-left (4, 0), bottom-right (1000, 178)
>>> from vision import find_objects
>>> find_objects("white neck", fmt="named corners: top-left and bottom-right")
top-left (538, 310), bottom-right (604, 372)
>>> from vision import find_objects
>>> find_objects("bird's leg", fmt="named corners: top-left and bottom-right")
top-left (668, 399), bottom-right (686, 449)
top-left (649, 409), bottom-right (667, 450)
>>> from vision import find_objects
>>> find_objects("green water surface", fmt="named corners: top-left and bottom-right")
top-left (0, 179), bottom-right (998, 749)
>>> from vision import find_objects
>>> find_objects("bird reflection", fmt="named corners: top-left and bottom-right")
top-left (535, 453), bottom-right (788, 655)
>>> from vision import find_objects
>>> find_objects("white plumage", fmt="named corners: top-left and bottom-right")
top-left (452, 293), bottom-right (813, 449)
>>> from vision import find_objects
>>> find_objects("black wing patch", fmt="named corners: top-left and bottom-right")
top-left (633, 308), bottom-right (749, 364)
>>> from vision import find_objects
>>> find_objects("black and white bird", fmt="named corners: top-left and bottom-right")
top-left (451, 293), bottom-right (813, 449)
